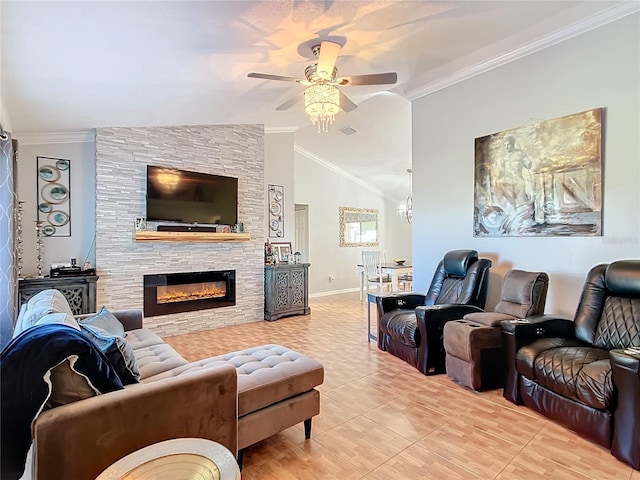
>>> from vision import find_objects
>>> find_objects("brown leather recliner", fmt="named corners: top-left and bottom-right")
top-left (377, 249), bottom-right (492, 375)
top-left (444, 269), bottom-right (549, 391)
top-left (502, 260), bottom-right (640, 469)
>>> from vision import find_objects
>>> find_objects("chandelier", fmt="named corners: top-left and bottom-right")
top-left (304, 83), bottom-right (340, 132)
top-left (397, 168), bottom-right (413, 224)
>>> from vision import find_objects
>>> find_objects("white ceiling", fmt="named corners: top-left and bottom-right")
top-left (2, 1), bottom-right (636, 201)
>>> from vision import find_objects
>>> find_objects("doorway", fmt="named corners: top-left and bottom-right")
top-left (294, 204), bottom-right (309, 263)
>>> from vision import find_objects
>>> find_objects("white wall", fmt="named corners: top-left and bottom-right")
top-left (264, 131), bottom-right (295, 246)
top-left (294, 150), bottom-right (412, 296)
top-left (16, 139), bottom-right (97, 276)
top-left (411, 14), bottom-right (640, 317)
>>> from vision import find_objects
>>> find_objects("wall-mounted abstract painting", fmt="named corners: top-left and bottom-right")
top-left (474, 108), bottom-right (602, 237)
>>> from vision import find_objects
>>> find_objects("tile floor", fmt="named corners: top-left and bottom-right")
top-left (164, 292), bottom-right (638, 479)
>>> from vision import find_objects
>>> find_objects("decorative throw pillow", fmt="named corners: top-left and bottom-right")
top-left (80, 324), bottom-right (140, 385)
top-left (79, 306), bottom-right (125, 337)
top-left (45, 356), bottom-right (98, 408)
top-left (13, 289), bottom-right (75, 338)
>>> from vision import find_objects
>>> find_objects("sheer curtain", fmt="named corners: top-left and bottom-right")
top-left (0, 128), bottom-right (18, 349)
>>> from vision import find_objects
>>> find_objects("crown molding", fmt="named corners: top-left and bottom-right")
top-left (294, 144), bottom-right (391, 201)
top-left (14, 130), bottom-right (95, 145)
top-left (265, 126), bottom-right (297, 134)
top-left (407, 3), bottom-right (640, 101)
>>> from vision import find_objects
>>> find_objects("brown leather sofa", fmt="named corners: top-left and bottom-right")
top-left (377, 249), bottom-right (492, 375)
top-left (502, 260), bottom-right (640, 469)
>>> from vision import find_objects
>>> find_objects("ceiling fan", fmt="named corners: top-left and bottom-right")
top-left (247, 41), bottom-right (398, 131)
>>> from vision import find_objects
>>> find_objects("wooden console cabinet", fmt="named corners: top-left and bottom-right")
top-left (264, 263), bottom-right (310, 321)
top-left (18, 275), bottom-right (99, 315)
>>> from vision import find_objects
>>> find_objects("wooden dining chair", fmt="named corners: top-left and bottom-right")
top-left (362, 251), bottom-right (392, 295)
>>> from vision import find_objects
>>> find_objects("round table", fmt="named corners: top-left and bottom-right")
top-left (95, 438), bottom-right (240, 480)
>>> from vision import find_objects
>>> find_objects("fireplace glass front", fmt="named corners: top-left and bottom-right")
top-left (143, 270), bottom-right (235, 317)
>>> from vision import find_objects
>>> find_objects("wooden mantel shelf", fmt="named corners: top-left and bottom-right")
top-left (135, 230), bottom-right (251, 242)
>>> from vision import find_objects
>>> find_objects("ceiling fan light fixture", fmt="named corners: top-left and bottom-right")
top-left (304, 83), bottom-right (340, 132)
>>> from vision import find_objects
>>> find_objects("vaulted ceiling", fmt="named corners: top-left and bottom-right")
top-left (2, 1), bottom-right (635, 201)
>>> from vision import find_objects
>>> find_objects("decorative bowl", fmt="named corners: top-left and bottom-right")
top-left (394, 259), bottom-right (406, 265)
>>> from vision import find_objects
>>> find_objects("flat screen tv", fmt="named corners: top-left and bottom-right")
top-left (146, 165), bottom-right (238, 225)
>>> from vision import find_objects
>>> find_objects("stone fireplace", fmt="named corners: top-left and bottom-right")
top-left (143, 270), bottom-right (236, 317)
top-left (95, 124), bottom-right (265, 337)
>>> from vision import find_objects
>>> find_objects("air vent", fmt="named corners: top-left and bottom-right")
top-left (339, 126), bottom-right (357, 136)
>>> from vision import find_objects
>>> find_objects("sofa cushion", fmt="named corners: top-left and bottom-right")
top-left (13, 289), bottom-right (75, 338)
top-left (126, 328), bottom-right (166, 351)
top-left (141, 344), bottom-right (324, 417)
top-left (135, 343), bottom-right (189, 380)
top-left (80, 324), bottom-right (140, 385)
top-left (79, 307), bottom-right (125, 337)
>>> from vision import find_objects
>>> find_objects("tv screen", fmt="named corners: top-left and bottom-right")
top-left (146, 165), bottom-right (238, 225)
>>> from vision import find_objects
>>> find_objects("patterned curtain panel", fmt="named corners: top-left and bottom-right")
top-left (0, 130), bottom-right (18, 349)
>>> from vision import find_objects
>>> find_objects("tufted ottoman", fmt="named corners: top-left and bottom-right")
top-left (140, 343), bottom-right (324, 461)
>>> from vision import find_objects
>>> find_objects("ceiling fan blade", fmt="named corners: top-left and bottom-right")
top-left (275, 95), bottom-right (303, 111)
top-left (339, 91), bottom-right (357, 113)
top-left (317, 41), bottom-right (341, 78)
top-left (247, 72), bottom-right (303, 83)
top-left (336, 72), bottom-right (398, 86)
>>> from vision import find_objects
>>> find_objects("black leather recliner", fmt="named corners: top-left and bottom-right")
top-left (377, 249), bottom-right (492, 375)
top-left (502, 259), bottom-right (640, 469)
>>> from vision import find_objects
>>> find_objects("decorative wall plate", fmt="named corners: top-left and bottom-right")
top-left (269, 202), bottom-right (281, 215)
top-left (270, 220), bottom-right (279, 231)
top-left (55, 159), bottom-right (70, 171)
top-left (273, 191), bottom-right (283, 201)
top-left (38, 202), bottom-right (53, 213)
top-left (41, 183), bottom-right (69, 204)
top-left (48, 210), bottom-right (70, 227)
top-left (42, 225), bottom-right (56, 236)
top-left (38, 165), bottom-right (60, 182)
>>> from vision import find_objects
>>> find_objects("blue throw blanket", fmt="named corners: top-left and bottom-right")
top-left (1, 324), bottom-right (123, 480)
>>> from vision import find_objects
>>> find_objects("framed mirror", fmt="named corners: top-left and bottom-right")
top-left (339, 207), bottom-right (379, 247)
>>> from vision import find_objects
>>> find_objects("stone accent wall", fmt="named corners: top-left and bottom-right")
top-left (95, 125), bottom-right (265, 336)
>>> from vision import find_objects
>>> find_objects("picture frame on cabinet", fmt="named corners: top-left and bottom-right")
top-left (272, 242), bottom-right (292, 262)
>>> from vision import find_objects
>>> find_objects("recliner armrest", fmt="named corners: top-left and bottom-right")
top-left (415, 304), bottom-right (483, 322)
top-left (610, 348), bottom-right (640, 469)
top-left (377, 293), bottom-right (426, 314)
top-left (500, 314), bottom-right (574, 339)
top-left (414, 304), bottom-right (484, 374)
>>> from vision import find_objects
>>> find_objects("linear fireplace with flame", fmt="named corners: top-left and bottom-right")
top-left (143, 270), bottom-right (235, 317)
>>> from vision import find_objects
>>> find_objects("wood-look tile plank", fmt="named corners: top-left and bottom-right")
top-left (496, 449), bottom-right (618, 480)
top-left (363, 395), bottom-right (449, 442)
top-left (364, 444), bottom-right (482, 480)
top-left (322, 377), bottom-right (400, 414)
top-left (313, 415), bottom-right (412, 475)
top-left (454, 398), bottom-right (547, 447)
top-left (416, 418), bottom-right (522, 478)
top-left (521, 422), bottom-right (633, 480)
top-left (241, 429), bottom-right (361, 480)
top-left (307, 393), bottom-right (360, 435)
